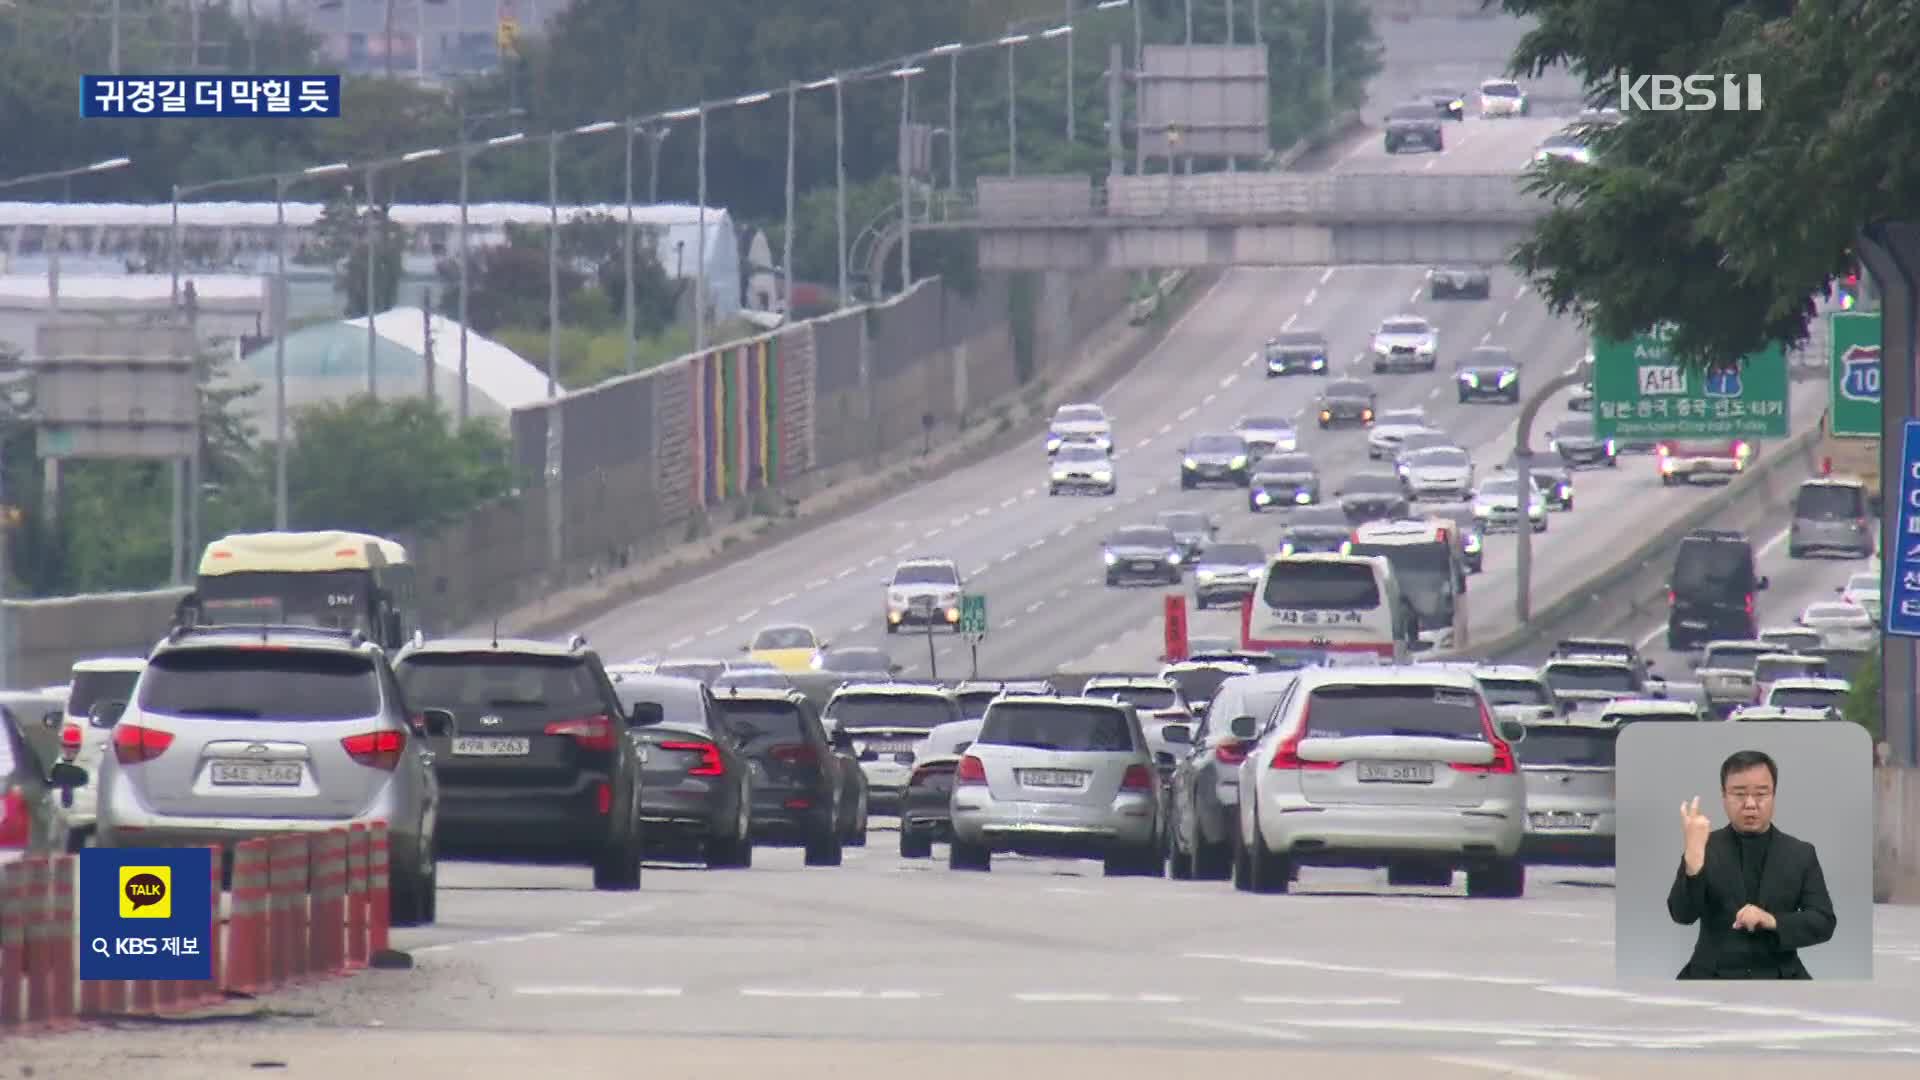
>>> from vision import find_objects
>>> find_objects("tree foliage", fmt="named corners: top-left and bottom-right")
top-left (1496, 0), bottom-right (1884, 366)
top-left (304, 196), bottom-right (406, 317)
top-left (1843, 647), bottom-right (1883, 743)
top-left (286, 397), bottom-right (512, 537)
top-left (434, 213), bottom-right (681, 336)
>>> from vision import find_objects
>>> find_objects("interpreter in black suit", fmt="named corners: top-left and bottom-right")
top-left (1667, 749), bottom-right (1837, 979)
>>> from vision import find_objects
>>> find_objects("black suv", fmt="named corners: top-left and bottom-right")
top-left (713, 687), bottom-right (849, 866)
top-left (393, 635), bottom-right (646, 890)
top-left (1666, 529), bottom-right (1769, 650)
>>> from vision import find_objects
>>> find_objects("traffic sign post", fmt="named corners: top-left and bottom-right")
top-left (959, 594), bottom-right (986, 678)
top-left (1887, 420), bottom-right (1920, 638)
top-left (1591, 327), bottom-right (1789, 441)
top-left (1163, 594), bottom-right (1189, 663)
top-left (1829, 311), bottom-right (1883, 439)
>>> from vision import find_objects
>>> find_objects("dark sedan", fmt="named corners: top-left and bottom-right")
top-left (1249, 452), bottom-right (1320, 511)
top-left (1316, 379), bottom-right (1377, 428)
top-left (1414, 87), bottom-right (1467, 121)
top-left (1157, 509), bottom-right (1217, 561)
top-left (1278, 504), bottom-right (1353, 555)
top-left (897, 717), bottom-right (984, 858)
top-left (1104, 525), bottom-right (1184, 586)
top-left (613, 672), bottom-right (754, 868)
top-left (1384, 102), bottom-right (1445, 153)
top-left (1263, 330), bottom-right (1330, 376)
top-left (810, 646), bottom-right (902, 680)
top-left (1548, 416), bottom-right (1618, 469)
top-left (1191, 541), bottom-right (1268, 611)
top-left (714, 688), bottom-right (850, 866)
top-left (1335, 471), bottom-right (1412, 525)
top-left (1504, 459), bottom-right (1576, 510)
top-left (1169, 671), bottom-right (1301, 881)
top-left (1179, 433), bottom-right (1252, 489)
top-left (1455, 345), bottom-right (1521, 403)
top-left (1430, 265), bottom-right (1491, 300)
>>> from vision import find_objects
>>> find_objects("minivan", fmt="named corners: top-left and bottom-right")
top-left (1666, 529), bottom-right (1767, 650)
top-left (1788, 478), bottom-right (1875, 559)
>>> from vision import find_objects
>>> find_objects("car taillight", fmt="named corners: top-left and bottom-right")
top-left (1745, 593), bottom-right (1755, 615)
top-left (1452, 703), bottom-right (1516, 775)
top-left (594, 781), bottom-right (612, 815)
top-left (1667, 589), bottom-right (1676, 606)
top-left (1269, 702), bottom-right (1338, 770)
top-left (956, 754), bottom-right (987, 785)
top-left (341, 729), bottom-right (406, 771)
top-left (0, 789), bottom-right (28, 848)
top-left (59, 723), bottom-right (82, 760)
top-left (545, 714), bottom-right (615, 752)
top-left (661, 740), bottom-right (725, 776)
top-left (910, 763), bottom-right (955, 787)
top-left (1120, 764), bottom-right (1155, 791)
top-left (1214, 741), bottom-right (1249, 766)
top-left (112, 723), bottom-right (173, 765)
top-left (769, 743), bottom-right (818, 765)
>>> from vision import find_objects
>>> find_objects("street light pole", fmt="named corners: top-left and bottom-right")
top-left (546, 131), bottom-right (560, 398)
top-left (894, 65), bottom-right (923, 293)
top-left (275, 175), bottom-right (291, 527)
top-left (695, 102), bottom-right (708, 353)
top-left (454, 105), bottom-right (526, 424)
top-left (1064, 0), bottom-right (1075, 143)
top-left (783, 83), bottom-right (797, 321)
top-left (1324, 0), bottom-right (1335, 109)
top-left (623, 120), bottom-right (637, 374)
top-left (1003, 32), bottom-right (1022, 177)
top-left (945, 50), bottom-right (960, 193)
top-left (364, 163), bottom-right (379, 397)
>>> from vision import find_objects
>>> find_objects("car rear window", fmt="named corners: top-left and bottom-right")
top-left (1542, 664), bottom-right (1635, 695)
top-left (1478, 678), bottom-right (1550, 707)
top-left (955, 691), bottom-right (999, 721)
top-left (1165, 666), bottom-right (1242, 707)
top-left (978, 703), bottom-right (1136, 752)
top-left (1703, 647), bottom-right (1766, 672)
top-left (1303, 684), bottom-right (1486, 739)
top-left (1771, 687), bottom-right (1843, 710)
top-left (653, 661), bottom-right (726, 684)
top-left (1263, 561), bottom-right (1381, 609)
top-left (1812, 649), bottom-right (1870, 683)
top-left (1097, 685), bottom-right (1179, 711)
top-left (69, 669), bottom-right (140, 721)
top-left (826, 694), bottom-right (961, 730)
top-left (1519, 728), bottom-right (1617, 767)
top-left (141, 649), bottom-right (380, 720)
top-left (1794, 484), bottom-right (1863, 519)
top-left (1672, 539), bottom-right (1755, 597)
top-left (1757, 658), bottom-right (1825, 682)
top-left (397, 653), bottom-right (605, 717)
top-left (1603, 709), bottom-right (1698, 725)
top-left (716, 699), bottom-right (807, 747)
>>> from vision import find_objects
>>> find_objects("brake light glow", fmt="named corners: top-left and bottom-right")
top-left (594, 781), bottom-right (612, 815)
top-left (544, 714), bottom-right (615, 752)
top-left (769, 743), bottom-right (818, 765)
top-left (1120, 764), bottom-right (1155, 791)
top-left (112, 724), bottom-right (173, 765)
top-left (1214, 741), bottom-right (1249, 766)
top-left (910, 762), bottom-right (956, 787)
top-left (1451, 702), bottom-right (1516, 775)
top-left (1745, 593), bottom-right (1755, 615)
top-left (0, 790), bottom-right (27, 848)
top-left (1667, 589), bottom-right (1676, 606)
top-left (59, 723), bottom-right (82, 759)
top-left (1269, 699), bottom-right (1338, 770)
top-left (956, 754), bottom-right (987, 785)
top-left (661, 740), bottom-right (725, 776)
top-left (341, 729), bottom-right (406, 771)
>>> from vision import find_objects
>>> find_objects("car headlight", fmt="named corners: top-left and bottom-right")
top-left (1604, 439), bottom-right (1616, 455)
top-left (1311, 356), bottom-right (1326, 368)
top-left (1046, 436), bottom-right (1063, 451)
top-left (1319, 410), bottom-right (1332, 421)
top-left (1556, 483), bottom-right (1571, 497)
top-left (1449, 99), bottom-right (1463, 111)
top-left (1103, 551), bottom-right (1118, 565)
top-left (1229, 455), bottom-right (1248, 469)
top-left (1417, 343), bottom-right (1435, 354)
top-left (1253, 490), bottom-right (1272, 505)
top-left (1371, 342), bottom-right (1389, 354)
top-left (1050, 470), bottom-right (1069, 481)
top-left (1497, 370), bottom-right (1517, 387)
top-left (1294, 490), bottom-right (1313, 504)
top-left (1473, 506), bottom-right (1490, 518)
top-left (1361, 409), bottom-right (1374, 422)
top-left (1091, 469), bottom-right (1112, 482)
top-left (1463, 534), bottom-right (1482, 553)
top-left (1183, 457), bottom-right (1198, 470)
top-left (1460, 372), bottom-right (1478, 385)
top-left (1196, 569), bottom-right (1216, 582)
top-left (1279, 543), bottom-right (1296, 555)
top-left (1398, 464), bottom-right (1410, 476)
top-left (1167, 552), bottom-right (1182, 564)
top-left (1095, 435), bottom-right (1112, 449)
top-left (1548, 439), bottom-right (1559, 453)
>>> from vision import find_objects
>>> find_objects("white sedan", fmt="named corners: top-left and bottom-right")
top-left (1798, 600), bottom-right (1876, 650)
top-left (1838, 573), bottom-right (1882, 622)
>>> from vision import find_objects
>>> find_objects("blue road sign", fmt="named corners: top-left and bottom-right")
top-left (1703, 366), bottom-right (1742, 398)
top-left (1887, 419), bottom-right (1920, 638)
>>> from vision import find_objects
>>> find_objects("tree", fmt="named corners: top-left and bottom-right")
top-left (1496, 0), bottom-right (1871, 366)
top-left (436, 213), bottom-right (681, 337)
top-left (305, 195), bottom-right (406, 317)
top-left (1843, 647), bottom-right (1882, 743)
top-left (434, 222), bottom-right (587, 334)
top-left (286, 397), bottom-right (512, 537)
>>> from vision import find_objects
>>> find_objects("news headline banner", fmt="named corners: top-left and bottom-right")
top-left (80, 75), bottom-right (341, 118)
top-left (78, 847), bottom-right (214, 981)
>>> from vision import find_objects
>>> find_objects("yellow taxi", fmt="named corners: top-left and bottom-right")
top-left (744, 624), bottom-right (826, 673)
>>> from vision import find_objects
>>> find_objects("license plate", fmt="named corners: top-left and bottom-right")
top-left (1680, 620), bottom-right (1707, 629)
top-left (209, 761), bottom-right (303, 786)
top-left (1531, 811), bottom-right (1594, 831)
top-left (1356, 762), bottom-right (1434, 784)
top-left (865, 740), bottom-right (913, 754)
top-left (1132, 560), bottom-right (1158, 571)
top-left (451, 736), bottom-right (532, 757)
top-left (1019, 769), bottom-right (1087, 789)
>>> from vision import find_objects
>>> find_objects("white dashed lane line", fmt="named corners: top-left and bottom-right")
top-left (770, 593), bottom-right (795, 606)
top-left (668, 636), bottom-right (692, 649)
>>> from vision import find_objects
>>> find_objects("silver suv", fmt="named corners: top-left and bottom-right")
top-left (93, 624), bottom-right (441, 925)
top-left (1515, 719), bottom-right (1617, 867)
top-left (1788, 478), bottom-right (1874, 559)
top-left (948, 695), bottom-right (1167, 877)
top-left (1229, 666), bottom-right (1529, 897)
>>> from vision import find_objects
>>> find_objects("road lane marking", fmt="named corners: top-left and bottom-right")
top-left (1303, 289), bottom-right (1317, 305)
top-left (805, 578), bottom-right (827, 589)
top-left (1023, 487), bottom-right (1037, 498)
top-left (1319, 268), bottom-right (1334, 285)
top-left (1055, 525), bottom-right (1074, 538)
top-left (1177, 407), bottom-right (1196, 422)
top-left (1169, 1017), bottom-right (1309, 1041)
top-left (1496, 310), bottom-right (1508, 325)
top-left (702, 624), bottom-right (727, 638)
top-left (514, 986), bottom-right (684, 997)
top-left (1283, 312), bottom-right (1298, 330)
top-left (1427, 1056), bottom-right (1583, 1080)
top-left (1202, 392), bottom-right (1216, 405)
top-left (1014, 992), bottom-right (1120, 1003)
top-left (668, 636), bottom-right (692, 649)
top-left (1240, 995), bottom-right (1401, 1006)
top-left (1220, 372), bottom-right (1237, 388)
top-left (836, 567), bottom-right (854, 579)
top-left (968, 564), bottom-right (987, 577)
top-left (846, 621), bottom-right (868, 633)
top-left (1026, 601), bottom-right (1044, 614)
top-left (1183, 952), bottom-right (1545, 987)
top-left (921, 528), bottom-right (943, 541)
top-left (740, 988), bottom-right (934, 1000)
top-left (770, 592), bottom-right (795, 606)
top-left (999, 552), bottom-right (1016, 563)
top-left (1001, 496), bottom-right (1017, 509)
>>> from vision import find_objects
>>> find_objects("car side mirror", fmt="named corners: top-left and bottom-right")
top-left (48, 761), bottom-right (88, 790)
top-left (817, 640), bottom-right (831, 651)
top-left (831, 728), bottom-right (855, 752)
top-left (1229, 715), bottom-right (1257, 739)
top-left (417, 708), bottom-right (454, 737)
top-left (1757, 576), bottom-right (1770, 590)
top-left (1154, 751), bottom-right (1176, 767)
top-left (41, 710), bottom-right (62, 731)
top-left (738, 643), bottom-right (751, 652)
top-left (1497, 719), bottom-right (1528, 744)
top-left (1162, 726), bottom-right (1193, 745)
top-left (1645, 659), bottom-right (1657, 671)
top-left (628, 702), bottom-right (665, 727)
top-left (89, 701), bottom-right (126, 728)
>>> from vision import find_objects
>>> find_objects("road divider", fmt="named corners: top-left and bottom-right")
top-left (1474, 427), bottom-right (1821, 663)
top-left (0, 821), bottom-right (392, 1033)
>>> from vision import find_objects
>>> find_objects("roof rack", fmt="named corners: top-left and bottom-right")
top-left (166, 623), bottom-right (368, 648)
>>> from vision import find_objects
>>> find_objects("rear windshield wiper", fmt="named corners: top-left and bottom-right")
top-left (174, 706), bottom-right (264, 718)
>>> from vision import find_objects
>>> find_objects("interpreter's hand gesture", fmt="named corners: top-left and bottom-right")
top-left (1681, 796), bottom-right (1712, 875)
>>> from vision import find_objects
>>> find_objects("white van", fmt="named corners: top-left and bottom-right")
top-left (1241, 553), bottom-right (1413, 664)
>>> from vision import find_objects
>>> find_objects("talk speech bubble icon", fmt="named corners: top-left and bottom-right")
top-left (123, 871), bottom-right (167, 911)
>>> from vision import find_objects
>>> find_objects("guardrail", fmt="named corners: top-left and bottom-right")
top-left (1473, 426), bottom-right (1823, 663)
top-left (0, 822), bottom-right (392, 1032)
top-left (960, 172), bottom-right (1550, 227)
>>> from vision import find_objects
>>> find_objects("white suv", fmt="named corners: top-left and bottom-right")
top-left (55, 656), bottom-right (145, 849)
top-left (884, 557), bottom-right (963, 634)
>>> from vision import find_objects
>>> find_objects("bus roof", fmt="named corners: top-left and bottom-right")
top-left (197, 530), bottom-right (410, 575)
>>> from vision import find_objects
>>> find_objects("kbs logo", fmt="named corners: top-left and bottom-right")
top-left (1841, 344), bottom-right (1882, 403)
top-left (1619, 74), bottom-right (1763, 112)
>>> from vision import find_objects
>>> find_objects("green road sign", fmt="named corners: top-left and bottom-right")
top-left (1829, 311), bottom-right (1882, 439)
top-left (958, 594), bottom-right (987, 636)
top-left (1591, 327), bottom-right (1789, 440)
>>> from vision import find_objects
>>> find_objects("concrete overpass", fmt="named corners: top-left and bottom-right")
top-left (896, 116), bottom-right (1566, 273)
